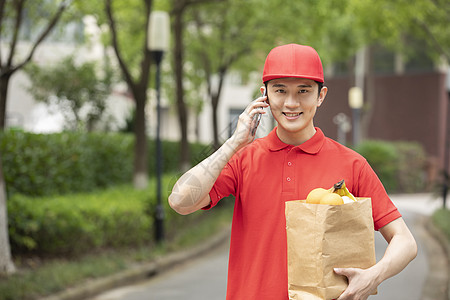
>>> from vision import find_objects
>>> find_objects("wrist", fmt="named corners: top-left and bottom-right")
top-left (225, 136), bottom-right (245, 153)
top-left (369, 262), bottom-right (387, 287)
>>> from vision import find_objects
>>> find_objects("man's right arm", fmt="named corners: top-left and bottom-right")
top-left (168, 138), bottom-right (241, 215)
top-left (168, 94), bottom-right (268, 215)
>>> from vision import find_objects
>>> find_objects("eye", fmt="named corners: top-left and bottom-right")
top-left (275, 89), bottom-right (286, 94)
top-left (299, 89), bottom-right (309, 94)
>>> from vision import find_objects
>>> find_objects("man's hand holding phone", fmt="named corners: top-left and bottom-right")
top-left (251, 87), bottom-right (267, 136)
top-left (229, 87), bottom-right (269, 151)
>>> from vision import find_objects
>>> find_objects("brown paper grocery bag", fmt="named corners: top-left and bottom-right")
top-left (285, 198), bottom-right (376, 300)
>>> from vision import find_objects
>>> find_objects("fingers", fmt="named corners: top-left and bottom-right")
top-left (240, 96), bottom-right (267, 125)
top-left (246, 95), bottom-right (268, 113)
top-left (230, 96), bottom-right (268, 146)
top-left (334, 267), bottom-right (356, 278)
top-left (335, 268), bottom-right (355, 300)
top-left (334, 268), bottom-right (374, 300)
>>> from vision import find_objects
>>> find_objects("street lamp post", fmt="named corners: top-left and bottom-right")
top-left (148, 11), bottom-right (170, 243)
top-left (443, 84), bottom-right (450, 209)
top-left (348, 86), bottom-right (364, 147)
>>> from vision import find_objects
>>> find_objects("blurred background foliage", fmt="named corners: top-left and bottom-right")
top-left (355, 140), bottom-right (427, 193)
top-left (24, 56), bottom-right (116, 132)
top-left (73, 0), bottom-right (449, 115)
top-left (1, 0), bottom-right (445, 257)
top-left (0, 128), bottom-right (429, 258)
top-left (0, 0), bottom-right (448, 296)
top-left (0, 130), bottom-right (211, 197)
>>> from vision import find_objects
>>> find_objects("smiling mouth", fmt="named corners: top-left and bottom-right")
top-left (283, 112), bottom-right (302, 117)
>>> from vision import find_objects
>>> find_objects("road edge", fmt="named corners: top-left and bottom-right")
top-left (423, 216), bottom-right (450, 300)
top-left (39, 226), bottom-right (231, 300)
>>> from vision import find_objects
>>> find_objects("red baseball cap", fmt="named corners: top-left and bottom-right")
top-left (262, 44), bottom-right (324, 83)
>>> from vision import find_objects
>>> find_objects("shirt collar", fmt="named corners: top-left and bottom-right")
top-left (267, 127), bottom-right (325, 154)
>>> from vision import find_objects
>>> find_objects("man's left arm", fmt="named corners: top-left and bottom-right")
top-left (334, 217), bottom-right (418, 300)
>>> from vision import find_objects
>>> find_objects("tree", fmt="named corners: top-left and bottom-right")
top-left (184, 0), bottom-right (259, 149)
top-left (0, 0), bottom-right (73, 129)
top-left (25, 56), bottom-right (114, 131)
top-left (74, 0), bottom-right (154, 188)
top-left (336, 0), bottom-right (450, 141)
top-left (171, 0), bottom-right (190, 170)
top-left (103, 0), bottom-right (153, 189)
top-left (0, 0), bottom-right (73, 276)
top-left (348, 0), bottom-right (449, 61)
top-left (0, 152), bottom-right (14, 274)
top-left (170, 0), bottom-right (224, 169)
top-left (185, 0), bottom-right (329, 149)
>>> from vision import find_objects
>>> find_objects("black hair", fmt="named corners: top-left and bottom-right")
top-left (316, 81), bottom-right (324, 96)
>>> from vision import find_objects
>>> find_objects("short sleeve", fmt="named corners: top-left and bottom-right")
top-left (356, 160), bottom-right (402, 230)
top-left (203, 160), bottom-right (238, 210)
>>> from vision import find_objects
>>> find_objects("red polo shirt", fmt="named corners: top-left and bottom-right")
top-left (206, 127), bottom-right (401, 299)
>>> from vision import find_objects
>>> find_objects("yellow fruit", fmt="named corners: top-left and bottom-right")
top-left (306, 188), bottom-right (330, 204)
top-left (320, 193), bottom-right (344, 205)
top-left (332, 179), bottom-right (357, 202)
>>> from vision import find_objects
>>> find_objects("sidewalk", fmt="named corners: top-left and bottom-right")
top-left (40, 193), bottom-right (449, 300)
top-left (39, 227), bottom-right (232, 300)
top-left (390, 193), bottom-right (449, 216)
top-left (391, 193), bottom-right (450, 300)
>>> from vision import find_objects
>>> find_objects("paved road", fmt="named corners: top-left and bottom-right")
top-left (91, 241), bottom-right (229, 300)
top-left (91, 194), bottom-right (447, 300)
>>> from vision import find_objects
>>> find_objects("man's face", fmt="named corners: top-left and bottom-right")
top-left (266, 77), bottom-right (327, 141)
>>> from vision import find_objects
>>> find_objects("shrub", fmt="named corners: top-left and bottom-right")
top-left (0, 130), bottom-right (211, 197)
top-left (8, 187), bottom-right (151, 255)
top-left (147, 141), bottom-right (211, 177)
top-left (392, 141), bottom-right (427, 193)
top-left (0, 130), bottom-right (134, 197)
top-left (355, 140), bottom-right (427, 193)
top-left (7, 175), bottom-right (212, 256)
top-left (432, 208), bottom-right (450, 242)
top-left (355, 140), bottom-right (399, 192)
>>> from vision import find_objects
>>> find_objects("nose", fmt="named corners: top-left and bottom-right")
top-left (284, 94), bottom-right (299, 108)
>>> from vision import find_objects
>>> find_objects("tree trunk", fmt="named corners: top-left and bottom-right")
top-left (0, 74), bottom-right (11, 130)
top-left (173, 4), bottom-right (190, 171)
top-left (212, 93), bottom-right (220, 149)
top-left (105, 0), bottom-right (152, 189)
top-left (133, 88), bottom-right (149, 189)
top-left (211, 67), bottom-right (226, 150)
top-left (361, 46), bottom-right (375, 141)
top-left (0, 152), bottom-right (16, 275)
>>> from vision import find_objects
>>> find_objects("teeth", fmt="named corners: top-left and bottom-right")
top-left (285, 113), bottom-right (301, 117)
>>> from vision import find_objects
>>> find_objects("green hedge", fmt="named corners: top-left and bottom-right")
top-left (7, 175), bottom-right (212, 256)
top-left (355, 140), bottom-right (427, 193)
top-left (432, 208), bottom-right (450, 242)
top-left (393, 141), bottom-right (427, 193)
top-left (0, 130), bottom-right (211, 197)
top-left (9, 186), bottom-right (149, 255)
top-left (0, 130), bottom-right (134, 196)
top-left (0, 129), bottom-right (429, 196)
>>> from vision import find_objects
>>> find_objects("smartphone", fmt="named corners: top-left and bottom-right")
top-left (251, 87), bottom-right (266, 136)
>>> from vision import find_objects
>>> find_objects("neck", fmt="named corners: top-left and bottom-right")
top-left (276, 125), bottom-right (316, 146)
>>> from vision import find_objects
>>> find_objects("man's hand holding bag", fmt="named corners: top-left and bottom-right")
top-left (285, 180), bottom-right (377, 300)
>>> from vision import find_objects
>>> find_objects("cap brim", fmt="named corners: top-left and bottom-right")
top-left (263, 74), bottom-right (324, 83)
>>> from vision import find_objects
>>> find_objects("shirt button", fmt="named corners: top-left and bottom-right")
top-left (286, 177), bottom-right (291, 182)
top-left (287, 162), bottom-right (292, 166)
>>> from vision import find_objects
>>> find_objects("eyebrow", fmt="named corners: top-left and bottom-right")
top-left (271, 83), bottom-right (313, 88)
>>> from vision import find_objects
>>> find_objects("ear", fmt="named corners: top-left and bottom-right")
top-left (260, 86), bottom-right (266, 95)
top-left (317, 86), bottom-right (328, 107)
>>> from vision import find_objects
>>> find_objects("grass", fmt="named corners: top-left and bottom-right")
top-left (432, 208), bottom-right (450, 242)
top-left (0, 197), bottom-right (233, 300)
top-left (1, 253), bottom-right (129, 300)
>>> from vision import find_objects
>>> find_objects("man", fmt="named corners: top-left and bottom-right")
top-left (169, 44), bottom-right (417, 300)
